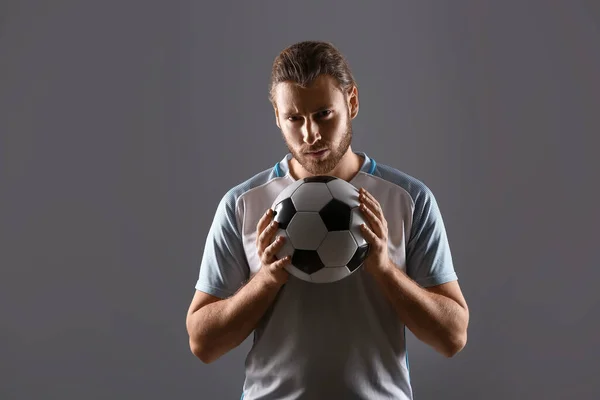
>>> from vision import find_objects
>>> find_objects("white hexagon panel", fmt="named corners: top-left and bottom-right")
top-left (272, 179), bottom-right (304, 208)
top-left (290, 182), bottom-right (333, 212)
top-left (326, 178), bottom-right (360, 208)
top-left (286, 212), bottom-right (328, 250)
top-left (317, 230), bottom-right (358, 267)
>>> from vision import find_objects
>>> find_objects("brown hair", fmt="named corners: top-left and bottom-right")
top-left (268, 41), bottom-right (357, 106)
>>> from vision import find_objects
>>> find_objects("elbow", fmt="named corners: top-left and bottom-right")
top-left (443, 308), bottom-right (469, 358)
top-left (186, 316), bottom-right (219, 364)
top-left (189, 337), bottom-right (219, 364)
top-left (442, 332), bottom-right (467, 358)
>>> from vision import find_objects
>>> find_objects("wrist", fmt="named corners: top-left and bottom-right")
top-left (254, 270), bottom-right (285, 292)
top-left (367, 258), bottom-right (395, 279)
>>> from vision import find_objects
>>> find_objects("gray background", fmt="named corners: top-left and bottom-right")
top-left (1, 1), bottom-right (599, 399)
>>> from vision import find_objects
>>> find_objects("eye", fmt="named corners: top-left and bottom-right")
top-left (286, 110), bottom-right (332, 122)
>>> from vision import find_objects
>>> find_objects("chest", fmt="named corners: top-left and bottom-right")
top-left (239, 178), bottom-right (414, 277)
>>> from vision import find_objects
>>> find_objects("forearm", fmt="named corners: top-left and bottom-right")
top-left (369, 260), bottom-right (468, 357)
top-left (188, 274), bottom-right (282, 363)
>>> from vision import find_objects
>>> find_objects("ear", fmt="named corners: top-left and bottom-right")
top-left (347, 85), bottom-right (359, 119)
top-left (273, 105), bottom-right (281, 129)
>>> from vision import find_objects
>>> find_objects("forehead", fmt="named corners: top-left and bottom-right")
top-left (274, 75), bottom-right (344, 114)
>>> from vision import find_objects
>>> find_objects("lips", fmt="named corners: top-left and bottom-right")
top-left (305, 149), bottom-right (329, 158)
top-left (306, 149), bottom-right (327, 154)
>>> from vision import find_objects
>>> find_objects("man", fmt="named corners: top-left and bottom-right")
top-left (186, 40), bottom-right (469, 399)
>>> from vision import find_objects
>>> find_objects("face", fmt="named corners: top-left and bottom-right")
top-left (273, 74), bottom-right (358, 176)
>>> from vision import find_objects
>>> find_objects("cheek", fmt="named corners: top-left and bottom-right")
top-left (327, 118), bottom-right (346, 137)
top-left (314, 118), bottom-right (339, 134)
top-left (281, 128), bottom-right (302, 144)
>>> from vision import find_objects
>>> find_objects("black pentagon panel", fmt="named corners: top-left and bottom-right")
top-left (292, 249), bottom-right (325, 274)
top-left (303, 175), bottom-right (336, 183)
top-left (273, 198), bottom-right (296, 229)
top-left (347, 244), bottom-right (369, 272)
top-left (319, 198), bottom-right (352, 231)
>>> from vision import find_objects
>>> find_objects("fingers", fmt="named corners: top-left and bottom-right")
top-left (359, 188), bottom-right (382, 215)
top-left (258, 220), bottom-right (279, 252)
top-left (269, 254), bottom-right (291, 272)
top-left (262, 235), bottom-right (285, 264)
top-left (359, 188), bottom-right (387, 238)
top-left (256, 208), bottom-right (274, 238)
top-left (257, 209), bottom-right (277, 247)
top-left (360, 223), bottom-right (385, 253)
top-left (360, 202), bottom-right (385, 238)
top-left (360, 222), bottom-right (377, 243)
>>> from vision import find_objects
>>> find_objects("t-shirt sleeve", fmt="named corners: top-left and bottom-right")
top-left (405, 186), bottom-right (458, 288)
top-left (195, 189), bottom-right (250, 299)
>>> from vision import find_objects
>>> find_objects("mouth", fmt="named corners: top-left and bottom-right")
top-left (305, 149), bottom-right (329, 158)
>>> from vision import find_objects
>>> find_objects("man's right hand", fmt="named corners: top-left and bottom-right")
top-left (255, 208), bottom-right (291, 289)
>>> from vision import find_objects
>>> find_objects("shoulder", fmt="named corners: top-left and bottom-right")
top-left (370, 161), bottom-right (436, 208)
top-left (220, 167), bottom-right (277, 207)
top-left (213, 164), bottom-right (287, 229)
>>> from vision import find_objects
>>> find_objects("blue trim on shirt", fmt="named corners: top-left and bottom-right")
top-left (368, 158), bottom-right (377, 174)
top-left (404, 325), bottom-right (411, 384)
top-left (274, 162), bottom-right (282, 177)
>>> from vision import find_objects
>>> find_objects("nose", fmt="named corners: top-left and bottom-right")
top-left (302, 120), bottom-right (321, 145)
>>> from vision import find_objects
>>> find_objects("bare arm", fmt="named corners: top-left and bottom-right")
top-left (358, 188), bottom-right (469, 357)
top-left (369, 260), bottom-right (469, 357)
top-left (186, 208), bottom-right (290, 363)
top-left (186, 273), bottom-right (283, 363)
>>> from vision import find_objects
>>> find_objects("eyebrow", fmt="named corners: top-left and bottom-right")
top-left (283, 105), bottom-right (334, 117)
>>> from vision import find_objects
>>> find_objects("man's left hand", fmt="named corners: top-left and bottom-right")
top-left (358, 187), bottom-right (391, 274)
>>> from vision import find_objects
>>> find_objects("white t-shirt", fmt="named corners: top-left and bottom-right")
top-left (195, 151), bottom-right (458, 400)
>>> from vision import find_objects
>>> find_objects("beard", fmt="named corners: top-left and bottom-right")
top-left (283, 117), bottom-right (353, 176)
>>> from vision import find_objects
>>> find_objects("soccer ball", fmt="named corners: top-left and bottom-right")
top-left (270, 175), bottom-right (370, 284)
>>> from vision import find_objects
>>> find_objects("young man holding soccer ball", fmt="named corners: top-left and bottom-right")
top-left (186, 40), bottom-right (469, 400)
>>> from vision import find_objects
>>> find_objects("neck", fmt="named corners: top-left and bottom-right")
top-left (290, 147), bottom-right (364, 182)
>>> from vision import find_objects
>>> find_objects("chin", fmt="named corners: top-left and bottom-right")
top-left (303, 159), bottom-right (336, 176)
